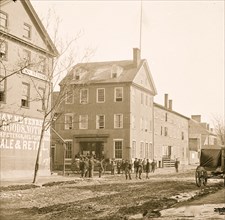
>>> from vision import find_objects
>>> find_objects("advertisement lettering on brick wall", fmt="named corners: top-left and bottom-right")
top-left (0, 113), bottom-right (50, 151)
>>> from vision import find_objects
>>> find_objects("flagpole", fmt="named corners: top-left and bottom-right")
top-left (139, 0), bottom-right (143, 53)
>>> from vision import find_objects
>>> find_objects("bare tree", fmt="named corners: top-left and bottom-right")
top-left (212, 115), bottom-right (225, 146)
top-left (0, 8), bottom-right (95, 183)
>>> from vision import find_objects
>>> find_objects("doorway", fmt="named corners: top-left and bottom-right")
top-left (80, 142), bottom-right (104, 159)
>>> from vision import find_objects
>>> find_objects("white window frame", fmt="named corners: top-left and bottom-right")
top-left (132, 140), bottom-right (136, 158)
top-left (96, 114), bottom-right (105, 129)
top-left (0, 40), bottom-right (7, 60)
top-left (97, 88), bottom-right (105, 103)
top-left (114, 139), bottom-right (123, 159)
top-left (23, 23), bottom-right (31, 39)
top-left (65, 91), bottom-right (73, 104)
top-left (0, 11), bottom-right (8, 28)
top-left (145, 143), bottom-right (149, 158)
top-left (65, 140), bottom-right (73, 159)
top-left (21, 82), bottom-right (30, 108)
top-left (114, 87), bottom-right (123, 102)
top-left (79, 115), bottom-right (88, 129)
top-left (140, 141), bottom-right (144, 158)
top-left (80, 89), bottom-right (88, 104)
top-left (65, 114), bottom-right (73, 130)
top-left (114, 114), bottom-right (123, 129)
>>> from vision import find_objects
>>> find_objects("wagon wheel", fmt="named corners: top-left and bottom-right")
top-left (195, 168), bottom-right (202, 187)
top-left (202, 170), bottom-right (208, 186)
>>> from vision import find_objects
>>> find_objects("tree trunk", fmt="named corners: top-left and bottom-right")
top-left (32, 119), bottom-right (46, 183)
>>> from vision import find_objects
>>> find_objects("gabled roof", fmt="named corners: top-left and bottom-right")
top-left (0, 0), bottom-right (58, 57)
top-left (189, 119), bottom-right (216, 136)
top-left (60, 59), bottom-right (147, 85)
top-left (154, 102), bottom-right (189, 120)
top-left (23, 1), bottom-right (59, 56)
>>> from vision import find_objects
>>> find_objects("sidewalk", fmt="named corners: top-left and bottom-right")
top-left (0, 166), bottom-right (196, 188)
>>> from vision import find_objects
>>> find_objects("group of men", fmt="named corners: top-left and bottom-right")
top-left (109, 158), bottom-right (157, 180)
top-left (76, 155), bottom-right (157, 180)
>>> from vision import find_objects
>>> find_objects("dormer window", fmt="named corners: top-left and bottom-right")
top-left (73, 68), bottom-right (86, 80)
top-left (75, 74), bottom-right (80, 80)
top-left (111, 64), bottom-right (123, 78)
top-left (112, 72), bottom-right (117, 78)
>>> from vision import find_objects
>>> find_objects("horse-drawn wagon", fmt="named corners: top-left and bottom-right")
top-left (195, 145), bottom-right (225, 187)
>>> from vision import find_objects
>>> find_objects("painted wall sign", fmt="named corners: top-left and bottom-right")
top-left (0, 113), bottom-right (50, 151)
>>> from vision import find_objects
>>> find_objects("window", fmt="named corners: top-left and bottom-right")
top-left (164, 127), bottom-right (168, 136)
top-left (96, 115), bottom-right (105, 129)
top-left (38, 88), bottom-right (45, 110)
top-left (21, 83), bottom-right (29, 107)
top-left (23, 49), bottom-right (31, 63)
top-left (97, 88), bottom-right (105, 103)
top-left (38, 56), bottom-right (46, 73)
top-left (165, 113), bottom-right (168, 122)
top-left (114, 87), bottom-right (123, 102)
top-left (140, 142), bottom-right (144, 158)
top-left (65, 114), bottom-right (73, 130)
top-left (79, 115), bottom-right (88, 129)
top-left (160, 126), bottom-right (163, 135)
top-left (65, 91), bottom-right (73, 104)
top-left (114, 140), bottom-right (123, 159)
top-left (146, 95), bottom-right (148, 106)
top-left (114, 114), bottom-right (123, 128)
top-left (0, 11), bottom-right (8, 28)
top-left (0, 76), bottom-right (6, 102)
top-left (80, 89), bottom-right (88, 104)
top-left (23, 23), bottom-right (31, 39)
top-left (181, 131), bottom-right (184, 140)
top-left (0, 40), bottom-right (7, 59)
top-left (145, 143), bottom-right (149, 158)
top-left (65, 141), bottom-right (72, 159)
top-left (132, 141), bottom-right (136, 158)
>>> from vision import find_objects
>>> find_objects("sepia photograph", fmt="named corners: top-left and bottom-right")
top-left (0, 0), bottom-right (224, 219)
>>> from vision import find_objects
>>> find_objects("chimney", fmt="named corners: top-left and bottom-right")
top-left (206, 124), bottom-right (209, 130)
top-left (168, 99), bottom-right (172, 110)
top-left (133, 48), bottom-right (141, 67)
top-left (191, 115), bottom-right (201, 123)
top-left (164, 94), bottom-right (168, 108)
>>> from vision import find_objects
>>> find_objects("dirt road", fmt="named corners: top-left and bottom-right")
top-left (0, 169), bottom-right (224, 220)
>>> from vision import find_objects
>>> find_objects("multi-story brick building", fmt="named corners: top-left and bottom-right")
top-left (154, 94), bottom-right (189, 168)
top-left (0, 0), bottom-right (58, 178)
top-left (51, 48), bottom-right (157, 170)
top-left (189, 115), bottom-right (217, 164)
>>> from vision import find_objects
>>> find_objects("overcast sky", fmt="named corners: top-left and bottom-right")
top-left (31, 0), bottom-right (224, 125)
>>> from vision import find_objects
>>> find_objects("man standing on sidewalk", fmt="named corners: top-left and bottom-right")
top-left (175, 159), bottom-right (179, 173)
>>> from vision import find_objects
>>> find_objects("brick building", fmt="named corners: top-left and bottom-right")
top-left (51, 48), bottom-right (157, 170)
top-left (154, 94), bottom-right (189, 168)
top-left (0, 0), bottom-right (58, 178)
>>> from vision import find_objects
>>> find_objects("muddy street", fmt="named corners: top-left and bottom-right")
top-left (0, 169), bottom-right (224, 220)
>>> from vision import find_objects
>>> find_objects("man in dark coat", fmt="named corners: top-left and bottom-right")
top-left (124, 160), bottom-right (132, 180)
top-left (146, 159), bottom-right (150, 179)
top-left (133, 158), bottom-right (139, 179)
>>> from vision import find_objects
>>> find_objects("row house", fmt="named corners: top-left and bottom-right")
top-left (189, 115), bottom-right (217, 164)
top-left (154, 94), bottom-right (189, 168)
top-left (51, 48), bottom-right (157, 170)
top-left (0, 0), bottom-right (58, 178)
